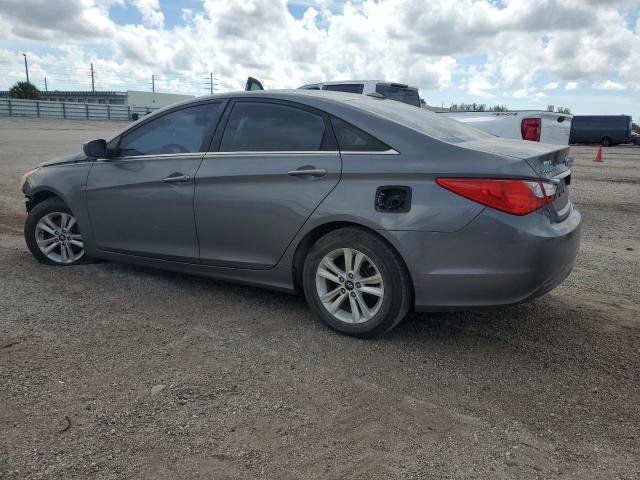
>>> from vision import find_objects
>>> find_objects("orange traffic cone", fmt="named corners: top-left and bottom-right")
top-left (594, 145), bottom-right (603, 162)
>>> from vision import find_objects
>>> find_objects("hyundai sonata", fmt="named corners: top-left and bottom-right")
top-left (20, 90), bottom-right (581, 337)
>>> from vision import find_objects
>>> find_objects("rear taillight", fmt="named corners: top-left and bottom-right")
top-left (436, 178), bottom-right (557, 215)
top-left (521, 118), bottom-right (541, 141)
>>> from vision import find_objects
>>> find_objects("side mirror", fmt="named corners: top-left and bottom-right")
top-left (83, 139), bottom-right (107, 158)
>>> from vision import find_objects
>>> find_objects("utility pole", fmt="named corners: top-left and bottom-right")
top-left (44, 77), bottom-right (48, 92)
top-left (90, 62), bottom-right (95, 92)
top-left (152, 74), bottom-right (155, 93)
top-left (203, 73), bottom-right (218, 93)
top-left (22, 53), bottom-right (29, 83)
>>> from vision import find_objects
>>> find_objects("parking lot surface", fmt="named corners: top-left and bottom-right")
top-left (1, 118), bottom-right (639, 479)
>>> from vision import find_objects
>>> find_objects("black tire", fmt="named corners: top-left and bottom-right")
top-left (24, 197), bottom-right (94, 266)
top-left (302, 227), bottom-right (412, 338)
top-left (601, 137), bottom-right (612, 147)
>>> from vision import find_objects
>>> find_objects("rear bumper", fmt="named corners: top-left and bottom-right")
top-left (385, 205), bottom-right (581, 311)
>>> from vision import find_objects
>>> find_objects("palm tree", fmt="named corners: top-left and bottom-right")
top-left (9, 81), bottom-right (40, 99)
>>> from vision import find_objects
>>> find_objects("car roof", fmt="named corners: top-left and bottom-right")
top-left (299, 80), bottom-right (418, 89)
top-left (301, 80), bottom-right (385, 85)
top-left (167, 89), bottom-right (372, 110)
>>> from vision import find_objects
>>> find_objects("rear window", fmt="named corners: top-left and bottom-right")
top-left (375, 84), bottom-right (420, 107)
top-left (324, 84), bottom-right (365, 94)
top-left (347, 97), bottom-right (493, 144)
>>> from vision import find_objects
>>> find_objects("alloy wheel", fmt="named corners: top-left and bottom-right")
top-left (35, 212), bottom-right (84, 264)
top-left (315, 248), bottom-right (384, 324)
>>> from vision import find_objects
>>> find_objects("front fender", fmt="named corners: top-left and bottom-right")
top-left (23, 162), bottom-right (98, 256)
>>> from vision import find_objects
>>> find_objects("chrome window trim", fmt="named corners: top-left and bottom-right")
top-left (98, 152), bottom-right (203, 161)
top-left (204, 151), bottom-right (340, 156)
top-left (340, 149), bottom-right (399, 155)
top-left (204, 148), bottom-right (399, 156)
top-left (101, 148), bottom-right (400, 160)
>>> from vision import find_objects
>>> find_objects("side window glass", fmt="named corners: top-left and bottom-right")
top-left (220, 102), bottom-right (326, 152)
top-left (330, 116), bottom-right (390, 152)
top-left (324, 84), bottom-right (364, 94)
top-left (118, 102), bottom-right (222, 156)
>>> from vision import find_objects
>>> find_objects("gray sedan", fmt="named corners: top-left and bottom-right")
top-left (20, 90), bottom-right (581, 337)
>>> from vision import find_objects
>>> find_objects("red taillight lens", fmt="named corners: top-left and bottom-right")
top-left (521, 118), bottom-right (541, 141)
top-left (436, 178), bottom-right (557, 215)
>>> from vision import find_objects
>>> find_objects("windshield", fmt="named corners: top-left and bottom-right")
top-left (375, 84), bottom-right (420, 107)
top-left (347, 97), bottom-right (494, 144)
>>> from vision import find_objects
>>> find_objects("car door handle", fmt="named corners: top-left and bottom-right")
top-left (162, 174), bottom-right (190, 183)
top-left (287, 167), bottom-right (327, 177)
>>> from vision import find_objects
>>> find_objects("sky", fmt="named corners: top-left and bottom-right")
top-left (0, 0), bottom-right (639, 121)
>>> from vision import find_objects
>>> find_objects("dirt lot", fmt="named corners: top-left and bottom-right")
top-left (1, 117), bottom-right (639, 479)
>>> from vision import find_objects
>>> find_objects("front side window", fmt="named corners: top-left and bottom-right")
top-left (324, 84), bottom-right (365, 94)
top-left (220, 102), bottom-right (326, 152)
top-left (118, 102), bottom-right (222, 156)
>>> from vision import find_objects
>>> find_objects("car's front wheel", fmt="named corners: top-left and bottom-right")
top-left (24, 198), bottom-right (90, 266)
top-left (303, 227), bottom-right (412, 337)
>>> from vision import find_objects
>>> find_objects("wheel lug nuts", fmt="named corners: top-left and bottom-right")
top-left (339, 277), bottom-right (344, 283)
top-left (341, 288), bottom-right (346, 294)
top-left (55, 231), bottom-right (59, 235)
top-left (356, 283), bottom-right (361, 288)
top-left (54, 238), bottom-right (59, 242)
top-left (348, 273), bottom-right (354, 278)
top-left (350, 292), bottom-right (356, 297)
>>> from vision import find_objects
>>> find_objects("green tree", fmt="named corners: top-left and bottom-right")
top-left (9, 81), bottom-right (40, 99)
top-left (450, 102), bottom-right (509, 112)
top-left (631, 122), bottom-right (639, 133)
top-left (556, 106), bottom-right (572, 114)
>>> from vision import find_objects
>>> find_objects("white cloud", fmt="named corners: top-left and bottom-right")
top-left (131, 0), bottom-right (164, 27)
top-left (511, 87), bottom-right (546, 99)
top-left (593, 80), bottom-right (627, 90)
top-left (0, 0), bottom-right (639, 97)
top-left (565, 81), bottom-right (578, 90)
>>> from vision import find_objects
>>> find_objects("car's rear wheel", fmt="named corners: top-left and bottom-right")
top-left (24, 198), bottom-right (91, 266)
top-left (303, 227), bottom-right (412, 337)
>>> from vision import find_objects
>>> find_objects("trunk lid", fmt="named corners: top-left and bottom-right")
top-left (459, 137), bottom-right (573, 221)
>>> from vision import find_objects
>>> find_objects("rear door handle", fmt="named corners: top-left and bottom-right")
top-left (287, 167), bottom-right (327, 177)
top-left (162, 174), bottom-right (190, 183)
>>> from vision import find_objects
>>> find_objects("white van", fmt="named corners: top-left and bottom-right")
top-left (298, 80), bottom-right (422, 108)
top-left (438, 110), bottom-right (573, 145)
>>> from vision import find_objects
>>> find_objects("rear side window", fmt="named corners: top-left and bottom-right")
top-left (220, 102), bottom-right (326, 152)
top-left (118, 102), bottom-right (222, 156)
top-left (324, 84), bottom-right (365, 94)
top-left (375, 84), bottom-right (420, 107)
top-left (331, 116), bottom-right (390, 152)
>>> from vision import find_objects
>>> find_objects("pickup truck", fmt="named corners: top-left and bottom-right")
top-left (437, 111), bottom-right (573, 145)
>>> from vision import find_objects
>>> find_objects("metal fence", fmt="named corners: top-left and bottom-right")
top-left (0, 98), bottom-right (157, 121)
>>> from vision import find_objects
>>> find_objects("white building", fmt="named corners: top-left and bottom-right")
top-left (0, 90), bottom-right (194, 110)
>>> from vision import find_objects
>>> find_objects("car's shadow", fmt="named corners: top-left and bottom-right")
top-left (85, 258), bottom-right (580, 349)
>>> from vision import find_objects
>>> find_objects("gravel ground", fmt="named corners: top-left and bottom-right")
top-left (1, 118), bottom-right (639, 479)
